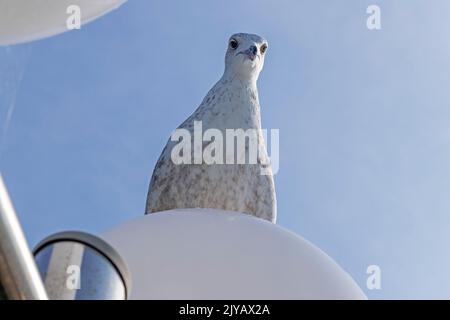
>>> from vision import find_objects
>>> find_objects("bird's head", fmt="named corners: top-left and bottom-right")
top-left (224, 33), bottom-right (268, 82)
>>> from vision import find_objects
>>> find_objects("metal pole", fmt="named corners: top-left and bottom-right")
top-left (0, 174), bottom-right (48, 300)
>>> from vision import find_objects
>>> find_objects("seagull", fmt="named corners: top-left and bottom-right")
top-left (145, 33), bottom-right (277, 223)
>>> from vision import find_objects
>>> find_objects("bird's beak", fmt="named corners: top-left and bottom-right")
top-left (237, 46), bottom-right (258, 62)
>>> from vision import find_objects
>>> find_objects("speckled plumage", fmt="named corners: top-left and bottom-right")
top-left (145, 33), bottom-right (277, 223)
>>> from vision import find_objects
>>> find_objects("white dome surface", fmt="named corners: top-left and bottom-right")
top-left (101, 209), bottom-right (366, 300)
top-left (0, 0), bottom-right (126, 46)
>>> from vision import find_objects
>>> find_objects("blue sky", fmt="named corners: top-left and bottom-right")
top-left (1, 0), bottom-right (450, 299)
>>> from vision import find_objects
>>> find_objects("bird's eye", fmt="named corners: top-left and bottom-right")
top-left (229, 39), bottom-right (239, 50)
top-left (260, 44), bottom-right (268, 54)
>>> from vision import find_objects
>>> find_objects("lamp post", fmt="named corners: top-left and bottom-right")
top-left (0, 174), bottom-right (48, 300)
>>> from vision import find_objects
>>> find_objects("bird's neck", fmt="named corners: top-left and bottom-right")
top-left (220, 73), bottom-right (259, 103)
top-left (212, 73), bottom-right (261, 130)
top-left (221, 72), bottom-right (259, 91)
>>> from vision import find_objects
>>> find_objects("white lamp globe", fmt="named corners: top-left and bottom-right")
top-left (0, 0), bottom-right (127, 46)
top-left (101, 209), bottom-right (366, 300)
